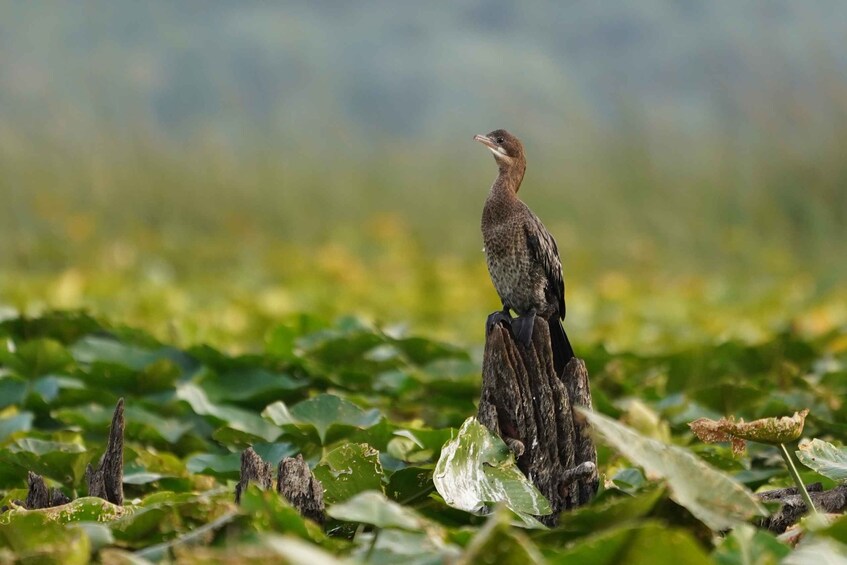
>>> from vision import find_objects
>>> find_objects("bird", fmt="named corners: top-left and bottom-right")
top-left (474, 129), bottom-right (575, 376)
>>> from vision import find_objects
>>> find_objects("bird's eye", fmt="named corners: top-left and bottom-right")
top-left (496, 137), bottom-right (504, 144)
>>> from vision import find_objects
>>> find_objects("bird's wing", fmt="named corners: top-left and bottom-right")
top-left (523, 208), bottom-right (566, 319)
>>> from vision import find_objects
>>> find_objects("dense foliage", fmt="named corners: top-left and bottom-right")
top-left (1, 309), bottom-right (846, 562)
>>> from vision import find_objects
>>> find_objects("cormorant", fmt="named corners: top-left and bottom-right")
top-left (475, 129), bottom-right (575, 376)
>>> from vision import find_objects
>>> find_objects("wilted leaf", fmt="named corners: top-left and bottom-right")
top-left (796, 439), bottom-right (847, 482)
top-left (689, 410), bottom-right (809, 454)
top-left (313, 443), bottom-right (384, 504)
top-left (328, 490), bottom-right (424, 530)
top-left (433, 417), bottom-right (551, 521)
top-left (580, 408), bottom-right (766, 531)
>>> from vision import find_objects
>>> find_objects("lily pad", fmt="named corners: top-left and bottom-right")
top-left (262, 394), bottom-right (382, 445)
top-left (313, 443), bottom-right (384, 504)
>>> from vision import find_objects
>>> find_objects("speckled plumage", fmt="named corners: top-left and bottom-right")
top-left (476, 129), bottom-right (574, 373)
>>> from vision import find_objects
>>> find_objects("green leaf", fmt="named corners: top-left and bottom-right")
top-left (8, 339), bottom-right (74, 379)
top-left (70, 336), bottom-right (164, 371)
top-left (0, 438), bottom-right (89, 484)
top-left (460, 505), bottom-right (545, 565)
top-left (0, 512), bottom-right (91, 564)
top-left (313, 443), bottom-right (384, 504)
top-left (239, 486), bottom-right (325, 541)
top-left (55, 404), bottom-right (193, 445)
top-left (262, 394), bottom-right (382, 445)
top-left (176, 382), bottom-right (280, 443)
top-left (0, 412), bottom-right (33, 442)
top-left (579, 408), bottom-right (766, 531)
top-left (433, 417), bottom-right (551, 521)
top-left (0, 375), bottom-right (26, 409)
top-left (327, 490), bottom-right (425, 530)
top-left (547, 487), bottom-right (666, 541)
top-left (199, 367), bottom-right (303, 405)
top-left (796, 439), bottom-right (847, 482)
top-left (548, 521), bottom-right (712, 564)
top-left (185, 452), bottom-right (241, 480)
top-left (712, 524), bottom-right (789, 565)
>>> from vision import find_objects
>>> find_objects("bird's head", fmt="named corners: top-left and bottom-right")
top-left (473, 129), bottom-right (526, 173)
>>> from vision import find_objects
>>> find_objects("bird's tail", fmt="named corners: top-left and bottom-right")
top-left (549, 316), bottom-right (575, 378)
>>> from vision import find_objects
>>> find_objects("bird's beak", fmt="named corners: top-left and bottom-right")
top-left (473, 134), bottom-right (497, 151)
top-left (474, 134), bottom-right (509, 160)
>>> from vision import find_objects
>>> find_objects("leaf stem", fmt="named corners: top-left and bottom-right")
top-left (779, 443), bottom-right (818, 516)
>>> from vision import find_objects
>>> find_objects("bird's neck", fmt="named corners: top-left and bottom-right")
top-left (490, 162), bottom-right (526, 200)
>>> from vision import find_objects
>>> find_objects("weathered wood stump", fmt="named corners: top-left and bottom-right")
top-left (759, 483), bottom-right (847, 533)
top-left (278, 454), bottom-right (325, 524)
top-left (478, 317), bottom-right (598, 525)
top-left (85, 397), bottom-right (125, 505)
top-left (25, 471), bottom-right (70, 509)
top-left (235, 448), bottom-right (325, 524)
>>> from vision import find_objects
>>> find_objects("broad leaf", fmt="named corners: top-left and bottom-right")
top-left (433, 417), bottom-right (551, 521)
top-left (263, 394), bottom-right (382, 445)
top-left (579, 408), bottom-right (766, 531)
top-left (796, 439), bottom-right (847, 482)
top-left (548, 521), bottom-right (712, 564)
top-left (313, 443), bottom-right (384, 504)
top-left (328, 490), bottom-right (426, 530)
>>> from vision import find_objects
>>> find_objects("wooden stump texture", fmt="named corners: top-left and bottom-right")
top-left (478, 317), bottom-right (598, 525)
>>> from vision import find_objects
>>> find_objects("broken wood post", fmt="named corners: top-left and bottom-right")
top-left (478, 317), bottom-right (598, 525)
top-left (278, 454), bottom-right (325, 524)
top-left (25, 471), bottom-right (70, 509)
top-left (234, 447), bottom-right (273, 504)
top-left (85, 397), bottom-right (125, 505)
top-left (235, 449), bottom-right (326, 524)
top-left (758, 483), bottom-right (847, 533)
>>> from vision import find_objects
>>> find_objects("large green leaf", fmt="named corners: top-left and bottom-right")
top-left (327, 490), bottom-right (425, 531)
top-left (433, 417), bottom-right (551, 521)
top-left (0, 438), bottom-right (89, 485)
top-left (711, 524), bottom-right (789, 565)
top-left (579, 408), bottom-right (766, 531)
top-left (796, 439), bottom-right (847, 482)
top-left (262, 394), bottom-right (382, 445)
top-left (547, 521), bottom-right (712, 564)
top-left (460, 506), bottom-right (545, 565)
top-left (0, 412), bottom-right (33, 443)
top-left (313, 443), bottom-right (384, 504)
top-left (176, 382), bottom-right (281, 443)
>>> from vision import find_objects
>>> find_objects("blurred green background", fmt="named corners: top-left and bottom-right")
top-left (2, 2), bottom-right (846, 352)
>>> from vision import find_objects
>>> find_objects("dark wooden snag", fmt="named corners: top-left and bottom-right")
top-left (25, 471), bottom-right (70, 509)
top-left (85, 397), bottom-right (125, 505)
top-left (277, 454), bottom-right (325, 524)
top-left (758, 483), bottom-right (847, 533)
top-left (478, 317), bottom-right (598, 526)
top-left (234, 447), bottom-right (273, 504)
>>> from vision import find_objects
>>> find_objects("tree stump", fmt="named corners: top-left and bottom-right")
top-left (758, 483), bottom-right (847, 533)
top-left (278, 454), bottom-right (325, 524)
top-left (235, 449), bottom-right (326, 524)
top-left (25, 471), bottom-right (70, 509)
top-left (85, 397), bottom-right (125, 505)
top-left (478, 317), bottom-right (598, 525)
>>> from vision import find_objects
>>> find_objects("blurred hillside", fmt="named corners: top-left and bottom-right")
top-left (1, 2), bottom-right (846, 348)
